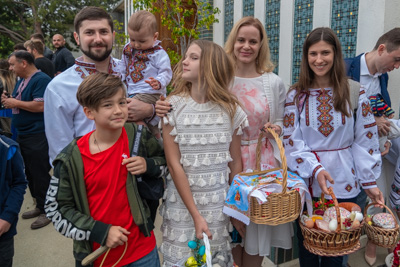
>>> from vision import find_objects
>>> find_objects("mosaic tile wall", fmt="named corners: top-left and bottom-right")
top-left (224, 0), bottom-right (234, 42)
top-left (265, 0), bottom-right (281, 74)
top-left (292, 0), bottom-right (314, 84)
top-left (331, 0), bottom-right (359, 59)
top-left (243, 0), bottom-right (254, 17)
top-left (198, 0), bottom-right (213, 41)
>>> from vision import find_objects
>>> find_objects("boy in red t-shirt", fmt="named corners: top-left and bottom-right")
top-left (45, 72), bottom-right (166, 267)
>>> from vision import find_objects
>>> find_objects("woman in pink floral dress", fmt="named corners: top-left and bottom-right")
top-left (224, 17), bottom-right (290, 267)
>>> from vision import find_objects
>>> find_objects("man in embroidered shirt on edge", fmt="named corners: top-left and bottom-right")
top-left (44, 6), bottom-right (158, 164)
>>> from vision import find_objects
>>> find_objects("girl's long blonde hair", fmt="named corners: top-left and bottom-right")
top-left (170, 40), bottom-right (241, 120)
top-left (0, 60), bottom-right (16, 94)
top-left (224, 16), bottom-right (275, 73)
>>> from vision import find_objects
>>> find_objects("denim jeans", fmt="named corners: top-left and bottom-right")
top-left (123, 246), bottom-right (160, 267)
top-left (297, 196), bottom-right (357, 267)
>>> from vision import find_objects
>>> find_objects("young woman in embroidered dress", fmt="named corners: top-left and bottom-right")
top-left (283, 27), bottom-right (384, 267)
top-left (159, 40), bottom-right (247, 267)
top-left (223, 17), bottom-right (291, 267)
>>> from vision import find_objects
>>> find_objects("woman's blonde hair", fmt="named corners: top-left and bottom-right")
top-left (170, 40), bottom-right (241, 120)
top-left (225, 16), bottom-right (275, 73)
top-left (0, 60), bottom-right (16, 94)
top-left (291, 27), bottom-right (351, 117)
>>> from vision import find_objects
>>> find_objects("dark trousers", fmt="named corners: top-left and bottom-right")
top-left (297, 196), bottom-right (357, 267)
top-left (18, 132), bottom-right (51, 213)
top-left (0, 237), bottom-right (14, 267)
top-left (146, 199), bottom-right (160, 224)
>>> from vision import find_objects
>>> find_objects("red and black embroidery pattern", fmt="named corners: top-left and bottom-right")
top-left (361, 181), bottom-right (377, 187)
top-left (317, 91), bottom-right (334, 137)
top-left (75, 66), bottom-right (96, 78)
top-left (362, 102), bottom-right (373, 117)
top-left (364, 122), bottom-right (377, 129)
top-left (284, 113), bottom-right (295, 128)
top-left (296, 158), bottom-right (304, 164)
top-left (124, 45), bottom-right (162, 83)
top-left (366, 131), bottom-right (373, 139)
top-left (345, 184), bottom-right (353, 192)
top-left (312, 165), bottom-right (323, 178)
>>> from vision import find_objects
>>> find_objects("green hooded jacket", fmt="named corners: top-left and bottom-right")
top-left (45, 123), bottom-right (166, 266)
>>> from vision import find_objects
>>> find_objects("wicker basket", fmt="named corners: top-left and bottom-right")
top-left (247, 128), bottom-right (301, 225)
top-left (299, 187), bottom-right (363, 256)
top-left (363, 202), bottom-right (400, 248)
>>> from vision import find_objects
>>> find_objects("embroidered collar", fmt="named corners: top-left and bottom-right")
top-left (74, 56), bottom-right (120, 78)
top-left (123, 40), bottom-right (162, 57)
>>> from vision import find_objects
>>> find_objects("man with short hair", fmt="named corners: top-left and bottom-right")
top-left (52, 34), bottom-right (75, 75)
top-left (24, 39), bottom-right (55, 78)
top-left (44, 6), bottom-right (156, 163)
top-left (1, 51), bottom-right (52, 230)
top-left (30, 33), bottom-right (54, 61)
top-left (346, 28), bottom-right (400, 136)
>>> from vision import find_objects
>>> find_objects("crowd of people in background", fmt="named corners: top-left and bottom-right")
top-left (0, 4), bottom-right (400, 267)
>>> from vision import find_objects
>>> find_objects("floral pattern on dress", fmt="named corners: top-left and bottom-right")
top-left (232, 77), bottom-right (278, 171)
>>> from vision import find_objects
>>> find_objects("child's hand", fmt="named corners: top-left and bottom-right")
top-left (193, 215), bottom-right (212, 240)
top-left (122, 156), bottom-right (147, 175)
top-left (155, 95), bottom-right (172, 118)
top-left (145, 77), bottom-right (161, 90)
top-left (106, 226), bottom-right (130, 248)
top-left (387, 113), bottom-right (395, 119)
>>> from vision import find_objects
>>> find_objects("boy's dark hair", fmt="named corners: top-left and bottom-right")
top-left (10, 51), bottom-right (35, 65)
top-left (30, 33), bottom-right (45, 43)
top-left (13, 43), bottom-right (27, 51)
top-left (128, 10), bottom-right (157, 33)
top-left (74, 6), bottom-right (113, 34)
top-left (77, 72), bottom-right (126, 110)
top-left (373, 28), bottom-right (400, 52)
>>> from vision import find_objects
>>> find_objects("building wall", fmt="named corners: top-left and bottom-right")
top-left (213, 0), bottom-right (400, 117)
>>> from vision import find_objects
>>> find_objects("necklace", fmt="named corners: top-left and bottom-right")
top-left (93, 133), bottom-right (102, 152)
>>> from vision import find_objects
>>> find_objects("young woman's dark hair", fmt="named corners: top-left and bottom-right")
top-left (291, 27), bottom-right (351, 117)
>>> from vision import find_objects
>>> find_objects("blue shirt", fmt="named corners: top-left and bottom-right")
top-left (12, 71), bottom-right (51, 135)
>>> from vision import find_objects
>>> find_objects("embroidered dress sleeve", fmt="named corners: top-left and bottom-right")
top-left (283, 90), bottom-right (324, 179)
top-left (154, 49), bottom-right (172, 92)
top-left (352, 89), bottom-right (381, 189)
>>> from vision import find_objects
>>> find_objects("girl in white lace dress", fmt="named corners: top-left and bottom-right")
top-left (159, 40), bottom-right (248, 267)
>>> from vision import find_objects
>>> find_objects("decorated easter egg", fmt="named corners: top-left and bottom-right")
top-left (185, 256), bottom-right (197, 266)
top-left (354, 211), bottom-right (363, 222)
top-left (328, 219), bottom-right (338, 231)
top-left (188, 240), bottom-right (197, 249)
top-left (199, 245), bottom-right (205, 256)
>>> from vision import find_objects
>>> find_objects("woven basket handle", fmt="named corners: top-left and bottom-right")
top-left (321, 187), bottom-right (341, 233)
top-left (256, 128), bottom-right (288, 194)
top-left (364, 202), bottom-right (399, 228)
